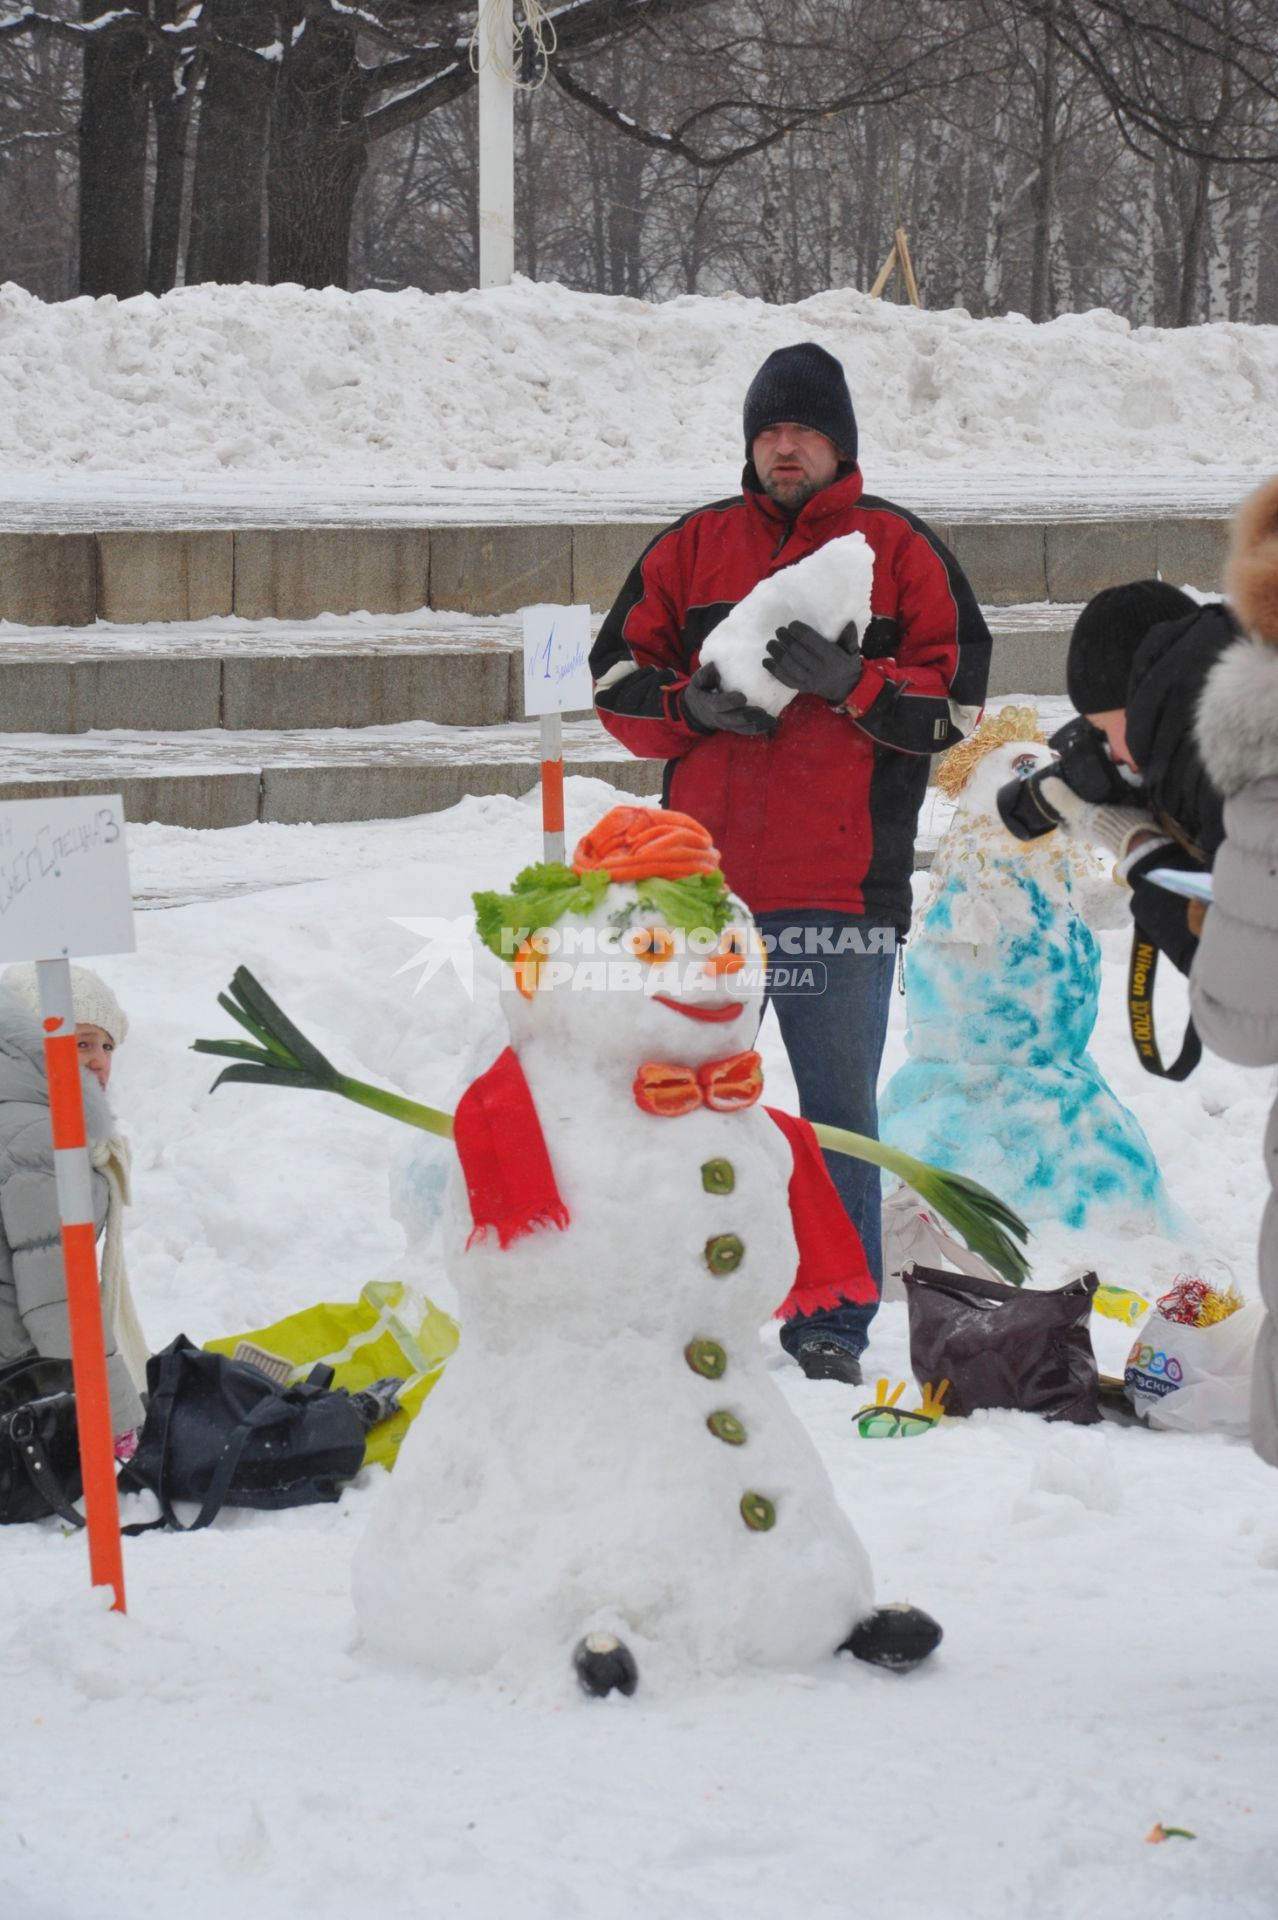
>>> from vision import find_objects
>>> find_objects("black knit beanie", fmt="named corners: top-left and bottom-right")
top-left (1066, 580), bottom-right (1198, 713)
top-left (742, 343), bottom-right (858, 464)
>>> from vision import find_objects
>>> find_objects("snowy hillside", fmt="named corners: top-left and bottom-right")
top-left (2, 277), bottom-right (1276, 481)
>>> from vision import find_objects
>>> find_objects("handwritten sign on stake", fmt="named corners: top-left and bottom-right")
top-left (522, 605), bottom-right (593, 863)
top-left (522, 603), bottom-right (593, 718)
top-left (0, 794), bottom-right (135, 1612)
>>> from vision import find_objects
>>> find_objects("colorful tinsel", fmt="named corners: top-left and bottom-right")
top-left (1156, 1275), bottom-right (1244, 1329)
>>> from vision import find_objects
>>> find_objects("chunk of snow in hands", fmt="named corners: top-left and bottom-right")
top-left (699, 533), bottom-right (875, 718)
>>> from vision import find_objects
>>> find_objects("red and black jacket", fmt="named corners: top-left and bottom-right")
top-left (590, 466), bottom-right (992, 929)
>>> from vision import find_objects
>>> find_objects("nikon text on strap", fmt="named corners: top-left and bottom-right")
top-left (1127, 932), bottom-right (1202, 1080)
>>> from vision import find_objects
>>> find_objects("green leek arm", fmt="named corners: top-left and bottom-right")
top-left (192, 966), bottom-right (454, 1140)
top-left (194, 967), bottom-right (1026, 1280)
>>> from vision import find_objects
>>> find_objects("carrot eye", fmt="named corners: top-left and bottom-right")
top-left (514, 933), bottom-right (550, 999)
top-left (627, 926), bottom-right (677, 964)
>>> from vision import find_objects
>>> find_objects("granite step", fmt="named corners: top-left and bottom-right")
top-left (0, 601), bottom-right (1081, 735)
top-left (0, 715), bottom-right (662, 830)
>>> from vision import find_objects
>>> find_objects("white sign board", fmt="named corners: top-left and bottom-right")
top-left (522, 604), bottom-right (594, 717)
top-left (0, 794), bottom-right (134, 962)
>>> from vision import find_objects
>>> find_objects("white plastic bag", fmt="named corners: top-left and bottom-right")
top-left (881, 1182), bottom-right (1000, 1303)
top-left (1123, 1301), bottom-right (1263, 1436)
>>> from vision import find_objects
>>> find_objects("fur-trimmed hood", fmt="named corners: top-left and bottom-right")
top-left (0, 986), bottom-right (113, 1145)
top-left (1196, 637), bottom-right (1278, 798)
top-left (1226, 475), bottom-right (1278, 646)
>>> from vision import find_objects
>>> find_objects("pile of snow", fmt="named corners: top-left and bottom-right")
top-left (702, 531), bottom-right (875, 716)
top-left (2, 277), bottom-right (1276, 480)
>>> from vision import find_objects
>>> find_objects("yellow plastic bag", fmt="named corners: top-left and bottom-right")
top-left (205, 1281), bottom-right (459, 1469)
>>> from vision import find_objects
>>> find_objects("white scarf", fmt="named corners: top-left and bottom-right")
top-left (89, 1130), bottom-right (150, 1391)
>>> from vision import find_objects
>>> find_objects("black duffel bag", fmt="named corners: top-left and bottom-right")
top-left (122, 1334), bottom-right (371, 1530)
top-left (0, 1355), bottom-right (86, 1527)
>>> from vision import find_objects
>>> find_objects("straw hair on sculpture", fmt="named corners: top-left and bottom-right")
top-left (932, 705), bottom-right (1045, 801)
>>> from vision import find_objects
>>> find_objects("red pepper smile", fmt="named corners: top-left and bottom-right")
top-left (652, 995), bottom-right (744, 1024)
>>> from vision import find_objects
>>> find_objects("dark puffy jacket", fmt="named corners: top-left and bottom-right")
top-left (590, 466), bottom-right (991, 929)
top-left (1124, 603), bottom-right (1236, 973)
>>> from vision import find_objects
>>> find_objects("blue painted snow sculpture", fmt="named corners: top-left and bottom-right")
top-left (880, 715), bottom-right (1172, 1233)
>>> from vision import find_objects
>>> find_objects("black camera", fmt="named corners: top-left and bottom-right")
top-left (996, 716), bottom-right (1140, 842)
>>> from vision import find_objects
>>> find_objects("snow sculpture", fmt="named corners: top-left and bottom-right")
top-left (354, 807), bottom-right (896, 1690)
top-left (699, 531), bottom-right (875, 718)
top-left (879, 710), bottom-right (1173, 1233)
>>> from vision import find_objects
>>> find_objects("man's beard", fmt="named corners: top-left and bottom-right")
top-left (760, 472), bottom-right (824, 516)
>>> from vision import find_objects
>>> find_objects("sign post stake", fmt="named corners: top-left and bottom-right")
top-left (0, 791), bottom-right (135, 1610)
top-left (36, 956), bottom-right (126, 1613)
top-left (539, 712), bottom-right (565, 863)
top-left (522, 605), bottom-right (593, 866)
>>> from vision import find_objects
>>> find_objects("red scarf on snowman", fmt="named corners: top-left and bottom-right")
top-left (453, 1046), bottom-right (874, 1319)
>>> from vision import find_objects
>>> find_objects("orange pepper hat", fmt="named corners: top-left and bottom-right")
top-left (571, 806), bottom-right (721, 882)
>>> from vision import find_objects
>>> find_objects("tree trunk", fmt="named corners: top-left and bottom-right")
top-left (1235, 181), bottom-right (1262, 322)
top-left (1177, 158), bottom-right (1210, 326)
top-left (188, 1), bottom-right (277, 285)
top-left (1205, 174), bottom-right (1232, 321)
top-left (1029, 11), bottom-right (1058, 323)
top-left (1050, 204), bottom-right (1072, 314)
top-left (981, 104), bottom-right (1009, 316)
top-left (267, 13), bottom-right (367, 288)
top-left (519, 90), bottom-right (538, 281)
top-left (147, 14), bottom-right (195, 295)
top-left (78, 6), bottom-right (149, 297)
top-left (1132, 157), bottom-right (1157, 326)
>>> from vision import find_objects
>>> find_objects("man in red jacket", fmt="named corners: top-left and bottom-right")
top-left (591, 342), bottom-right (992, 1383)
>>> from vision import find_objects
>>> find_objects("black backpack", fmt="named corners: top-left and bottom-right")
top-left (121, 1335), bottom-right (371, 1530)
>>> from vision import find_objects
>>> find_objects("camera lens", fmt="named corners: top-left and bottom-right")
top-left (995, 764), bottom-right (1065, 841)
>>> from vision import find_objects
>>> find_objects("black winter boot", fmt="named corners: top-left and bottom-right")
top-left (841, 1603), bottom-right (943, 1672)
top-left (573, 1633), bottom-right (639, 1698)
top-left (793, 1338), bottom-right (863, 1386)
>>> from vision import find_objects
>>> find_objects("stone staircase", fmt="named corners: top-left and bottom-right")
top-left (0, 510), bottom-right (1231, 830)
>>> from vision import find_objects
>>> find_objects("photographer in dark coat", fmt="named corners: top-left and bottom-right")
top-left (997, 580), bottom-right (1237, 1076)
top-left (1061, 582), bottom-right (1234, 971)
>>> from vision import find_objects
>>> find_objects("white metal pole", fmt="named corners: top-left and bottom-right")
top-left (478, 0), bottom-right (516, 288)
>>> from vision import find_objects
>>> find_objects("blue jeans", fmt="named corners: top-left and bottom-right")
top-left (756, 910), bottom-right (896, 1361)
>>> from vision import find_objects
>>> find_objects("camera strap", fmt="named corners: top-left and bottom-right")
top-left (1127, 933), bottom-right (1202, 1081)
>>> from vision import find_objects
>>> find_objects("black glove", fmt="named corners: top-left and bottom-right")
top-left (764, 619), bottom-right (863, 706)
top-left (681, 662), bottom-right (778, 736)
top-left (348, 1376), bottom-right (405, 1431)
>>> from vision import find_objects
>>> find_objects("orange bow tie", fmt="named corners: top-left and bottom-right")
top-left (633, 1051), bottom-right (764, 1117)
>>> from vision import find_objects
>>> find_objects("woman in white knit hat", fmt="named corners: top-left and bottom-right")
top-left (0, 962), bottom-right (147, 1456)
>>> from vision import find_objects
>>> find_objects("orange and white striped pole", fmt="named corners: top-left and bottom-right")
top-left (36, 957), bottom-right (126, 1613)
top-left (540, 712), bottom-right (565, 863)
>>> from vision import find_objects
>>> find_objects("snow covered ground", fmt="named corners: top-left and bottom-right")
top-left (1, 279), bottom-right (1275, 515)
top-left (1, 777), bottom-right (1276, 1920)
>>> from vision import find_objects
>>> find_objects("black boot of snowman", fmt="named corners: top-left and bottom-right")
top-left (840, 1603), bottom-right (943, 1672)
top-left (574, 1633), bottom-right (640, 1698)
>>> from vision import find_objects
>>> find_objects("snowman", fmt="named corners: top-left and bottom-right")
top-left (353, 806), bottom-right (939, 1693)
top-left (879, 709), bottom-right (1173, 1234)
